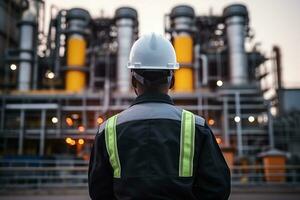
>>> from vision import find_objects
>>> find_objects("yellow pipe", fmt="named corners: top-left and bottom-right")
top-left (66, 35), bottom-right (86, 92)
top-left (173, 35), bottom-right (194, 92)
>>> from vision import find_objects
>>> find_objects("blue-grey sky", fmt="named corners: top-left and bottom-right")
top-left (45, 0), bottom-right (300, 88)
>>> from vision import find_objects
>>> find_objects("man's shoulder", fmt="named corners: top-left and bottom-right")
top-left (194, 114), bottom-right (206, 127)
top-left (174, 106), bottom-right (205, 127)
top-left (97, 105), bottom-right (206, 134)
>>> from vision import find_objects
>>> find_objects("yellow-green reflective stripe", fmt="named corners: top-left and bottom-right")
top-left (105, 115), bottom-right (121, 178)
top-left (179, 110), bottom-right (195, 177)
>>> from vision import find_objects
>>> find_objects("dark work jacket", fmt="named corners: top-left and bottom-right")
top-left (89, 92), bottom-right (231, 200)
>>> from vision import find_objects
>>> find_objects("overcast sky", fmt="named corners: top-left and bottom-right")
top-left (45, 0), bottom-right (300, 88)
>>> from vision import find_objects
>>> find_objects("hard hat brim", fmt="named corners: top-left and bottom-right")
top-left (127, 63), bottom-right (180, 70)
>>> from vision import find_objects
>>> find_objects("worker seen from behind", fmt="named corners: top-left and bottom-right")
top-left (89, 33), bottom-right (230, 200)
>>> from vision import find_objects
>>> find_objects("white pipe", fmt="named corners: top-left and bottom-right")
top-left (225, 15), bottom-right (248, 85)
top-left (116, 18), bottom-right (134, 93)
top-left (200, 54), bottom-right (208, 86)
top-left (18, 2), bottom-right (37, 91)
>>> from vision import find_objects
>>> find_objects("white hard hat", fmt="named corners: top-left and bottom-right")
top-left (127, 33), bottom-right (179, 70)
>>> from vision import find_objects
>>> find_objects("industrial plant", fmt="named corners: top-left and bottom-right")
top-left (0, 0), bottom-right (299, 192)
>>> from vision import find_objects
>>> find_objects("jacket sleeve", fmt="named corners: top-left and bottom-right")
top-left (193, 124), bottom-right (231, 200)
top-left (88, 124), bottom-right (114, 200)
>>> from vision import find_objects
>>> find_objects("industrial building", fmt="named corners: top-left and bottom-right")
top-left (0, 0), bottom-right (299, 188)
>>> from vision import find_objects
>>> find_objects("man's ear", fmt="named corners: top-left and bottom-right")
top-left (169, 75), bottom-right (175, 89)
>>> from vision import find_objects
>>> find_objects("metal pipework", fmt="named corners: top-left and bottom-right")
top-left (194, 44), bottom-right (200, 89)
top-left (65, 8), bottom-right (90, 92)
top-left (272, 46), bottom-right (282, 90)
top-left (115, 7), bottom-right (138, 93)
top-left (223, 4), bottom-right (249, 85)
top-left (200, 54), bottom-right (208, 86)
top-left (18, 0), bottom-right (37, 91)
top-left (170, 5), bottom-right (195, 92)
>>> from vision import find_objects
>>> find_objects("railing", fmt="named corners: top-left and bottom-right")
top-left (0, 159), bottom-right (89, 189)
top-left (231, 165), bottom-right (300, 185)
top-left (0, 160), bottom-right (300, 189)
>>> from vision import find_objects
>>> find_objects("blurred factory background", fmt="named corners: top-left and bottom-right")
top-left (0, 0), bottom-right (300, 196)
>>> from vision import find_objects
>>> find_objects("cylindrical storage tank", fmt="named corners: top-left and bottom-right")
top-left (223, 4), bottom-right (249, 85)
top-left (115, 7), bottom-right (138, 93)
top-left (65, 8), bottom-right (90, 92)
top-left (170, 5), bottom-right (195, 92)
top-left (18, 3), bottom-right (37, 91)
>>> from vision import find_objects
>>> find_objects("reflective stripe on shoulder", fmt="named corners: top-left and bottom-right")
top-left (105, 115), bottom-right (121, 178)
top-left (179, 109), bottom-right (195, 177)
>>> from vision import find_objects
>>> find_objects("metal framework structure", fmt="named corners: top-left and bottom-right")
top-left (0, 1), bottom-right (282, 166)
top-left (0, 86), bottom-right (272, 159)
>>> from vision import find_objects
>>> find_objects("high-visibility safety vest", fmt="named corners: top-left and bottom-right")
top-left (105, 109), bottom-right (195, 178)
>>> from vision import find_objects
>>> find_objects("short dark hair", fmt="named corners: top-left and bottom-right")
top-left (132, 69), bottom-right (173, 92)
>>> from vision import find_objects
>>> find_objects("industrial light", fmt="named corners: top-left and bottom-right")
top-left (78, 125), bottom-right (85, 132)
top-left (66, 137), bottom-right (76, 146)
top-left (51, 117), bottom-right (58, 124)
top-left (70, 140), bottom-right (76, 146)
top-left (97, 117), bottom-right (104, 124)
top-left (234, 116), bottom-right (241, 123)
top-left (217, 23), bottom-right (225, 30)
top-left (216, 80), bottom-right (223, 87)
top-left (65, 137), bottom-right (72, 144)
top-left (216, 137), bottom-right (222, 144)
top-left (257, 115), bottom-right (263, 124)
top-left (271, 107), bottom-right (277, 116)
top-left (66, 117), bottom-right (73, 126)
top-left (45, 71), bottom-right (55, 79)
top-left (263, 114), bottom-right (268, 123)
top-left (258, 113), bottom-right (268, 123)
top-left (78, 139), bottom-right (85, 145)
top-left (215, 29), bottom-right (223, 36)
top-left (71, 113), bottom-right (80, 119)
top-left (208, 118), bottom-right (215, 126)
top-left (248, 116), bottom-right (255, 123)
top-left (10, 64), bottom-right (17, 71)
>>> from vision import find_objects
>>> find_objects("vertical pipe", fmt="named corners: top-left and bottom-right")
top-left (65, 8), bottom-right (90, 92)
top-left (273, 46), bottom-right (282, 90)
top-left (89, 48), bottom-right (96, 90)
top-left (235, 92), bottom-right (243, 156)
top-left (82, 93), bottom-right (87, 129)
top-left (56, 103), bottom-right (62, 137)
top-left (0, 98), bottom-right (5, 132)
top-left (200, 54), bottom-right (208, 86)
top-left (223, 4), bottom-right (248, 86)
top-left (194, 44), bottom-right (200, 89)
top-left (115, 7), bottom-right (138, 93)
top-left (32, 0), bottom-right (41, 90)
top-left (39, 109), bottom-right (46, 156)
top-left (18, 109), bottom-right (25, 155)
top-left (54, 10), bottom-right (63, 76)
top-left (223, 96), bottom-right (230, 146)
top-left (268, 102), bottom-right (275, 149)
top-left (94, 111), bottom-right (99, 128)
top-left (18, 2), bottom-right (37, 91)
top-left (216, 49), bottom-right (222, 80)
top-left (170, 5), bottom-right (195, 92)
top-left (102, 51), bottom-right (111, 113)
top-left (197, 96), bottom-right (202, 116)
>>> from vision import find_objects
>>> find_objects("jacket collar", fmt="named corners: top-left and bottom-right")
top-left (131, 92), bottom-right (174, 106)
